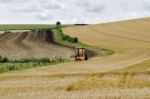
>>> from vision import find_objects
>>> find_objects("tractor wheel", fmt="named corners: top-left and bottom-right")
top-left (85, 55), bottom-right (88, 60)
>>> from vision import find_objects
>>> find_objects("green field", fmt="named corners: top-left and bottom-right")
top-left (0, 24), bottom-right (74, 31)
top-left (0, 24), bottom-right (55, 31)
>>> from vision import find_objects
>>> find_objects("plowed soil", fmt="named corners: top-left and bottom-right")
top-left (0, 30), bottom-right (74, 59)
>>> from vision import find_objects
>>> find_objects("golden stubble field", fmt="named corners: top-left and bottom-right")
top-left (0, 18), bottom-right (150, 99)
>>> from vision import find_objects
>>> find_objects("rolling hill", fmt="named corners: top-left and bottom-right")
top-left (0, 18), bottom-right (150, 99)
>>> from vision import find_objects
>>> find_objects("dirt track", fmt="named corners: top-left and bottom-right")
top-left (0, 18), bottom-right (150, 98)
top-left (0, 30), bottom-right (74, 59)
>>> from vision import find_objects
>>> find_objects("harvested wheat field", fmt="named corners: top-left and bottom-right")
top-left (0, 18), bottom-right (150, 99)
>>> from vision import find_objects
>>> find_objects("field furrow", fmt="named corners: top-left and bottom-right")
top-left (0, 31), bottom-right (74, 59)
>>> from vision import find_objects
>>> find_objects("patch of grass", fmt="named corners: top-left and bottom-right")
top-left (0, 56), bottom-right (69, 73)
top-left (0, 66), bottom-right (8, 73)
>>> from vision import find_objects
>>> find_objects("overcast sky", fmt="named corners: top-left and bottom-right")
top-left (0, 0), bottom-right (150, 24)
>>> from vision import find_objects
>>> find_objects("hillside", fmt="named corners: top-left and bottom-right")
top-left (0, 30), bottom-right (74, 59)
top-left (63, 17), bottom-right (150, 73)
top-left (0, 18), bottom-right (150, 98)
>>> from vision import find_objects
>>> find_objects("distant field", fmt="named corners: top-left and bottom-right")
top-left (0, 24), bottom-right (74, 31)
top-left (0, 24), bottom-right (55, 31)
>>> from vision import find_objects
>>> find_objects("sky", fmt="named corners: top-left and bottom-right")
top-left (0, 0), bottom-right (150, 24)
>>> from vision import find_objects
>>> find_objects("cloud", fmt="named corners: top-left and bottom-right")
top-left (0, 0), bottom-right (24, 3)
top-left (86, 5), bottom-right (105, 13)
top-left (0, 0), bottom-right (149, 24)
top-left (75, 0), bottom-right (105, 13)
top-left (142, 0), bottom-right (150, 11)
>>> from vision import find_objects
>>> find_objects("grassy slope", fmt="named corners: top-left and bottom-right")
top-left (0, 60), bottom-right (68, 73)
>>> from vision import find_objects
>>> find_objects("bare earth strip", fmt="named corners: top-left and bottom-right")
top-left (0, 18), bottom-right (150, 98)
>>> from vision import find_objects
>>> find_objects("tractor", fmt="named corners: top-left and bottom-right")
top-left (75, 47), bottom-right (88, 61)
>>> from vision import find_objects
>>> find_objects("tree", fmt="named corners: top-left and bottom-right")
top-left (56, 21), bottom-right (62, 31)
top-left (56, 21), bottom-right (61, 26)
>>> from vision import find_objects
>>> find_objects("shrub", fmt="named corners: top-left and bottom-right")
top-left (4, 30), bottom-right (11, 34)
top-left (46, 29), bottom-right (51, 33)
top-left (73, 37), bottom-right (78, 42)
top-left (19, 59), bottom-right (30, 63)
top-left (0, 56), bottom-right (9, 63)
top-left (62, 35), bottom-right (70, 41)
top-left (8, 65), bottom-right (16, 71)
top-left (61, 33), bottom-right (78, 43)
top-left (68, 37), bottom-right (78, 43)
top-left (68, 37), bottom-right (74, 42)
top-left (33, 63), bottom-right (38, 67)
top-left (60, 32), bottom-right (64, 36)
top-left (59, 29), bottom-right (62, 32)
top-left (3, 57), bottom-right (8, 63)
top-left (40, 58), bottom-right (50, 63)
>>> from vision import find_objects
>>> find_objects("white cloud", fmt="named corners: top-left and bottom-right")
top-left (0, 0), bottom-right (150, 24)
top-left (0, 0), bottom-right (24, 3)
